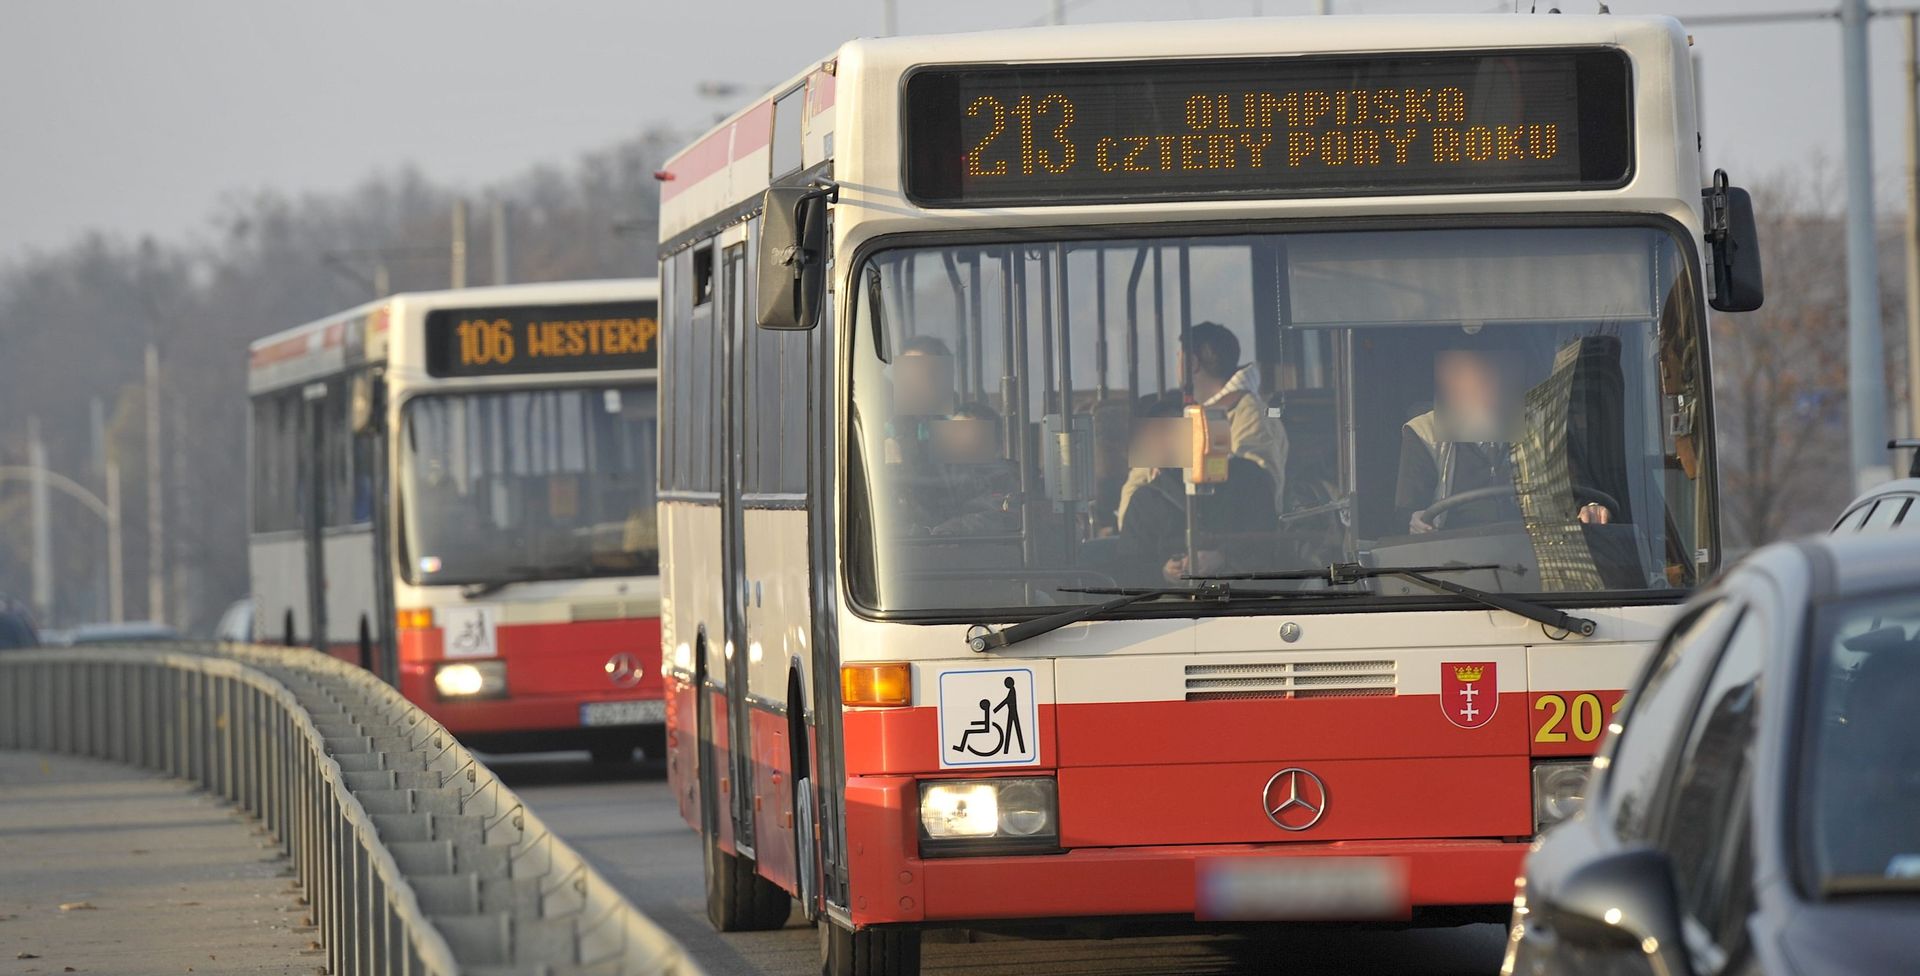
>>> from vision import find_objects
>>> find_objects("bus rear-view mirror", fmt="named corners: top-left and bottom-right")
top-left (757, 184), bottom-right (831, 331)
top-left (1704, 171), bottom-right (1763, 313)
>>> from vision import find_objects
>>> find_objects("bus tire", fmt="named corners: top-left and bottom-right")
top-left (820, 918), bottom-right (920, 976)
top-left (703, 828), bottom-right (792, 932)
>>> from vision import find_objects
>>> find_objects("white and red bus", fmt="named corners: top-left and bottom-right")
top-left (248, 279), bottom-right (670, 760)
top-left (654, 15), bottom-right (1760, 974)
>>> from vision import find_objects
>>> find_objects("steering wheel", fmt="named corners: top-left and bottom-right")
top-left (1420, 484), bottom-right (1624, 526)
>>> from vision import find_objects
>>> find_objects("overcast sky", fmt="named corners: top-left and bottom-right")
top-left (2, 0), bottom-right (1912, 265)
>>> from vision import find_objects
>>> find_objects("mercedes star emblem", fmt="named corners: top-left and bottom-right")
top-left (1261, 767), bottom-right (1329, 832)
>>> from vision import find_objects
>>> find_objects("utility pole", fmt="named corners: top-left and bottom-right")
top-left (105, 460), bottom-right (122, 623)
top-left (451, 199), bottom-right (469, 289)
top-left (881, 0), bottom-right (896, 35)
top-left (28, 417), bottom-right (51, 623)
top-left (1048, 0), bottom-right (1064, 25)
top-left (145, 343), bottom-right (165, 625)
top-left (490, 200), bottom-right (512, 286)
top-left (1906, 12), bottom-right (1920, 439)
top-left (1843, 0), bottom-right (1891, 487)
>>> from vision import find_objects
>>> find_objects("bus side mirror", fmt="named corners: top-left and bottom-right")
top-left (757, 183), bottom-right (834, 331)
top-left (349, 371), bottom-right (383, 434)
top-left (1704, 171), bottom-right (1763, 313)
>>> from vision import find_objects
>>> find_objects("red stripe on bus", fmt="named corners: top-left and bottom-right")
top-left (807, 68), bottom-right (836, 117)
top-left (732, 101), bottom-right (773, 156)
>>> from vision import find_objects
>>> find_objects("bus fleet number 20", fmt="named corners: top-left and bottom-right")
top-left (1532, 693), bottom-right (1622, 744)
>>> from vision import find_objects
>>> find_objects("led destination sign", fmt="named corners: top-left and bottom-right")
top-left (424, 300), bottom-right (659, 378)
top-left (905, 50), bottom-right (1631, 206)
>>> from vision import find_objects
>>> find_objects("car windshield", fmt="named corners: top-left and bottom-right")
top-left (399, 383), bottom-right (659, 586)
top-left (1804, 590), bottom-right (1920, 891)
top-left (847, 225), bottom-right (1711, 613)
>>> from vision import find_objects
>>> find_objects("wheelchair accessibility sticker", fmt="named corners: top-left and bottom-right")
top-left (937, 667), bottom-right (1039, 768)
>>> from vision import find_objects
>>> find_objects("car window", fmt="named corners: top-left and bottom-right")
top-left (1661, 611), bottom-right (1766, 970)
top-left (1862, 497), bottom-right (1910, 531)
top-left (1604, 598), bottom-right (1741, 841)
top-left (1803, 590), bottom-right (1920, 889)
top-left (1832, 503), bottom-right (1874, 533)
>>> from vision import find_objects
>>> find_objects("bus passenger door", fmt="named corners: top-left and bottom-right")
top-left (718, 241), bottom-right (758, 855)
top-left (299, 382), bottom-right (330, 655)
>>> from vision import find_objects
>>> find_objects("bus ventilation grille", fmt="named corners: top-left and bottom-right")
top-left (1182, 660), bottom-right (1397, 701)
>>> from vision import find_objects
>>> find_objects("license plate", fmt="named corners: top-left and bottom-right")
top-left (580, 699), bottom-right (666, 727)
top-left (1196, 857), bottom-right (1408, 921)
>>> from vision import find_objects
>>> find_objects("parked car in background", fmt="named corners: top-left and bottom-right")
top-left (1832, 439), bottom-right (1920, 533)
top-left (50, 622), bottom-right (181, 646)
top-left (1504, 532), bottom-right (1920, 976)
top-left (213, 598), bottom-right (254, 643)
top-left (0, 598), bottom-right (37, 650)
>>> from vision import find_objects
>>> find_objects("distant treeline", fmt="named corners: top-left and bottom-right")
top-left (0, 128), bottom-right (679, 632)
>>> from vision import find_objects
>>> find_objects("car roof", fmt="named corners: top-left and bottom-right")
top-left (65, 622), bottom-right (178, 640)
top-left (1834, 477), bottom-right (1920, 522)
top-left (1740, 533), bottom-right (1920, 605)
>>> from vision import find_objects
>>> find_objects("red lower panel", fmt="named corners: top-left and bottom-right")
top-left (920, 840), bottom-right (1525, 923)
top-left (845, 694), bottom-right (1534, 776)
top-left (667, 676), bottom-right (700, 831)
top-left (844, 704), bottom-right (1057, 775)
top-left (749, 706), bottom-right (797, 892)
top-left (394, 618), bottom-right (663, 737)
top-left (838, 775), bottom-right (1524, 927)
top-left (1056, 693), bottom-right (1532, 767)
top-left (1059, 755), bottom-right (1531, 847)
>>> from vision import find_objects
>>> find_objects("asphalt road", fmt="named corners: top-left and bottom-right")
top-left (488, 752), bottom-right (1509, 976)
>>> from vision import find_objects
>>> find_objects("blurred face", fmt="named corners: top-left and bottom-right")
top-left (1127, 415), bottom-right (1189, 469)
top-left (892, 349), bottom-right (956, 415)
top-left (1434, 350), bottom-right (1516, 441)
top-left (930, 417), bottom-right (999, 464)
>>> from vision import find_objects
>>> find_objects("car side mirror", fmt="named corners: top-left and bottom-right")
top-left (1537, 848), bottom-right (1696, 976)
top-left (757, 183), bottom-right (834, 331)
top-left (1703, 170), bottom-right (1763, 313)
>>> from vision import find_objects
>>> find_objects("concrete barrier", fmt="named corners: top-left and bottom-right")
top-left (0, 643), bottom-right (706, 976)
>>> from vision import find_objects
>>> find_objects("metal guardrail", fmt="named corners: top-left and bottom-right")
top-left (0, 643), bottom-right (706, 976)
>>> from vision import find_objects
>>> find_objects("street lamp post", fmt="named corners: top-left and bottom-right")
top-left (0, 463), bottom-right (124, 624)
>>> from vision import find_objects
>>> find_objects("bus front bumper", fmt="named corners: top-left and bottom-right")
top-left (844, 777), bottom-right (1527, 928)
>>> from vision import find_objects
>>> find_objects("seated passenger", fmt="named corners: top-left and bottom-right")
top-left (1116, 396), bottom-right (1276, 586)
top-left (1118, 322), bottom-right (1288, 528)
top-left (896, 402), bottom-right (1020, 538)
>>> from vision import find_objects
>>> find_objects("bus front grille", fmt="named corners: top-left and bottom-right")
top-left (1182, 660), bottom-right (1397, 701)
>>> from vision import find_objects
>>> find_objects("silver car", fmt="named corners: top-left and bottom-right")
top-left (1504, 532), bottom-right (1920, 976)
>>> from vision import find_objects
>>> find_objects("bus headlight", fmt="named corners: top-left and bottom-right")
top-left (918, 778), bottom-right (1058, 856)
top-left (434, 661), bottom-right (506, 700)
top-left (1531, 760), bottom-right (1592, 831)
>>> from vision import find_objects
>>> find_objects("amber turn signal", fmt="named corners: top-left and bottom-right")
top-left (396, 608), bottom-right (435, 631)
top-left (841, 662), bottom-right (912, 707)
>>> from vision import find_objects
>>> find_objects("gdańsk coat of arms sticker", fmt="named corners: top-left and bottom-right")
top-left (1440, 662), bottom-right (1498, 730)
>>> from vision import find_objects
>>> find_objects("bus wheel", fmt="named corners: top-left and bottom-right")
top-left (821, 918), bottom-right (920, 976)
top-left (703, 828), bottom-right (792, 932)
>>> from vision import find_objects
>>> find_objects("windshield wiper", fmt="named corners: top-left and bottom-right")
top-left (1189, 562), bottom-right (1598, 637)
top-left (966, 583), bottom-right (1363, 653)
top-left (459, 560), bottom-right (607, 599)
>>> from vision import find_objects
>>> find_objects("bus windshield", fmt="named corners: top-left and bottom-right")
top-left (399, 383), bottom-right (659, 587)
top-left (847, 224), bottom-right (1711, 614)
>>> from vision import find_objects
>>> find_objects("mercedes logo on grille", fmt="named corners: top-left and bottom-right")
top-left (605, 652), bottom-right (644, 689)
top-left (1261, 767), bottom-right (1328, 832)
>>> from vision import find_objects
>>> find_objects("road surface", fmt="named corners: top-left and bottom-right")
top-left (491, 752), bottom-right (1508, 976)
